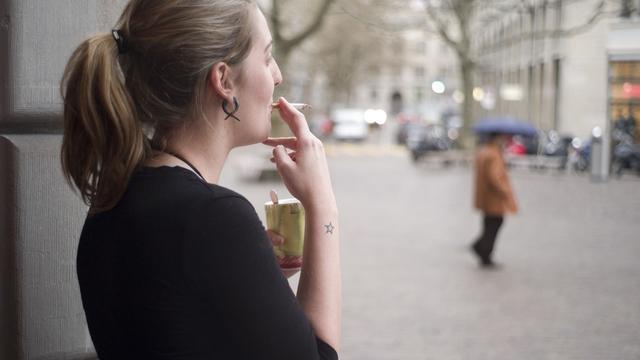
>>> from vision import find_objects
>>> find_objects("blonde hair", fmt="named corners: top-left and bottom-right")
top-left (61, 0), bottom-right (255, 213)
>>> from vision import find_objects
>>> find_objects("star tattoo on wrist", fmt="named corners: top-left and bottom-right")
top-left (324, 222), bottom-right (335, 234)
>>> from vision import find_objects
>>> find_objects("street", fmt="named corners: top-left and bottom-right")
top-left (221, 137), bottom-right (640, 360)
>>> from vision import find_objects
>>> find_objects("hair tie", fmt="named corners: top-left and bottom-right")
top-left (111, 29), bottom-right (127, 54)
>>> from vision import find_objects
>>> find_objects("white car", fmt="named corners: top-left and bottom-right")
top-left (330, 108), bottom-right (369, 141)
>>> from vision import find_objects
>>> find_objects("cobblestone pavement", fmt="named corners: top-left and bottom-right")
top-left (223, 143), bottom-right (640, 360)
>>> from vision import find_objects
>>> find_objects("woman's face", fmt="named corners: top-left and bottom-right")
top-left (232, 5), bottom-right (282, 146)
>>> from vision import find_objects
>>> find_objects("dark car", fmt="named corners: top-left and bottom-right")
top-left (406, 123), bottom-right (452, 161)
top-left (394, 112), bottom-right (422, 145)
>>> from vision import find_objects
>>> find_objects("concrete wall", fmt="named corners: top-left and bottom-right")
top-left (1, 1), bottom-right (127, 131)
top-left (0, 135), bottom-right (91, 360)
top-left (558, 0), bottom-right (610, 140)
top-left (1, 1), bottom-right (126, 359)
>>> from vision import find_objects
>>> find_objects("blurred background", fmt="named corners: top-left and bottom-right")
top-left (233, 0), bottom-right (640, 359)
top-left (1, 0), bottom-right (639, 359)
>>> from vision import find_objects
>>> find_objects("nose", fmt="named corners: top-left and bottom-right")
top-left (273, 60), bottom-right (283, 87)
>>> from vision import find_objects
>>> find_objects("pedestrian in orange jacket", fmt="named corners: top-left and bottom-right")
top-left (471, 133), bottom-right (518, 267)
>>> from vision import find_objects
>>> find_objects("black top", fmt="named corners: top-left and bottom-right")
top-left (77, 166), bottom-right (338, 360)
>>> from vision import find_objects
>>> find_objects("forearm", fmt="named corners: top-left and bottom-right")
top-left (296, 199), bottom-right (341, 351)
top-left (266, 99), bottom-right (342, 352)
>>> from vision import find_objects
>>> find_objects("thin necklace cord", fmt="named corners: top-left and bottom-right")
top-left (162, 150), bottom-right (206, 182)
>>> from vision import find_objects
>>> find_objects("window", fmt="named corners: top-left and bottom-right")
top-left (392, 40), bottom-right (404, 54)
top-left (393, 65), bottom-right (404, 79)
top-left (415, 67), bottom-right (425, 79)
top-left (415, 87), bottom-right (424, 102)
top-left (609, 60), bottom-right (640, 143)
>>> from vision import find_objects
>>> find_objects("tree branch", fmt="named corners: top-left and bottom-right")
top-left (424, 0), bottom-right (461, 52)
top-left (280, 0), bottom-right (335, 52)
top-left (271, 0), bottom-right (283, 45)
top-left (480, 0), bottom-right (618, 54)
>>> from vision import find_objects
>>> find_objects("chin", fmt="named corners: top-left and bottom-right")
top-left (260, 115), bottom-right (272, 140)
top-left (239, 126), bottom-right (271, 146)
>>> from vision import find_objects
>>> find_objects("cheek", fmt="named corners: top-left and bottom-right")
top-left (260, 70), bottom-right (274, 98)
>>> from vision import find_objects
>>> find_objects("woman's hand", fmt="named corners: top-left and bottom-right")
top-left (263, 97), bottom-right (336, 212)
top-left (265, 229), bottom-right (300, 279)
top-left (265, 98), bottom-right (341, 350)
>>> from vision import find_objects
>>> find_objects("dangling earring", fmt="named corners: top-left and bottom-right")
top-left (222, 96), bottom-right (241, 122)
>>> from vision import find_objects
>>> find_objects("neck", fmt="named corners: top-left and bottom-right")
top-left (162, 118), bottom-right (232, 184)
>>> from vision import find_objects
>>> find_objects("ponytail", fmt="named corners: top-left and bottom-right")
top-left (61, 0), bottom-right (255, 213)
top-left (60, 33), bottom-right (149, 213)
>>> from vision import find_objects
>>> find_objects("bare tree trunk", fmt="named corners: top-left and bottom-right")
top-left (423, 0), bottom-right (621, 149)
top-left (455, 0), bottom-right (475, 149)
top-left (619, 0), bottom-right (634, 17)
top-left (460, 58), bottom-right (475, 149)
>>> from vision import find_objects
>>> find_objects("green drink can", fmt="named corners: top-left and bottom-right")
top-left (265, 198), bottom-right (305, 269)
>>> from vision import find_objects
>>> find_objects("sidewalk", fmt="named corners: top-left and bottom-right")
top-left (336, 168), bottom-right (640, 360)
top-left (224, 145), bottom-right (640, 360)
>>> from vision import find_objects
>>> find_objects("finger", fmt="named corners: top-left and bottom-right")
top-left (272, 145), bottom-right (295, 171)
top-left (266, 229), bottom-right (285, 245)
top-left (263, 137), bottom-right (298, 150)
top-left (277, 97), bottom-right (310, 137)
top-left (270, 151), bottom-right (296, 163)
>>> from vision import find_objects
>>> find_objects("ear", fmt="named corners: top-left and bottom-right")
top-left (208, 62), bottom-right (235, 103)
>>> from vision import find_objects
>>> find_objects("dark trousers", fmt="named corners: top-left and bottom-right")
top-left (472, 215), bottom-right (504, 263)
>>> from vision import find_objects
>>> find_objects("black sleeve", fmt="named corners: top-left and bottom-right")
top-left (183, 195), bottom-right (338, 360)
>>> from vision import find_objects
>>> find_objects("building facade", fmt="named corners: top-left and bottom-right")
top-left (472, 0), bottom-right (640, 142)
top-left (331, 0), bottom-right (639, 148)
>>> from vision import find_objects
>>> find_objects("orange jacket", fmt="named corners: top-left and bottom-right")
top-left (474, 143), bottom-right (518, 216)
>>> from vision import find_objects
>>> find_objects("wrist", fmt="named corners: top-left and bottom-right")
top-left (302, 193), bottom-right (338, 216)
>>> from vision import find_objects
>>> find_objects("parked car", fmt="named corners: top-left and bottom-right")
top-left (394, 111), bottom-right (422, 145)
top-left (406, 123), bottom-right (453, 161)
top-left (329, 108), bottom-right (368, 141)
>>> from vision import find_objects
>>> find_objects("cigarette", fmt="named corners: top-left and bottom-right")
top-left (271, 102), bottom-right (312, 110)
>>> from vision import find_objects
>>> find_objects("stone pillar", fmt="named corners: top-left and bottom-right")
top-left (0, 135), bottom-right (92, 360)
top-left (1, 1), bottom-right (126, 359)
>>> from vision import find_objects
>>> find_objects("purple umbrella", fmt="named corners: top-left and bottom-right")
top-left (473, 117), bottom-right (537, 136)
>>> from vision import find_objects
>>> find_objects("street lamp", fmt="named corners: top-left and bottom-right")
top-left (431, 80), bottom-right (446, 94)
top-left (472, 87), bottom-right (485, 101)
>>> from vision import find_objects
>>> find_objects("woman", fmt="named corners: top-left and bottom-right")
top-left (60, 1), bottom-right (340, 359)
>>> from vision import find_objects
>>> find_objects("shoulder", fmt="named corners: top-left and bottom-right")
top-left (132, 165), bottom-right (247, 202)
top-left (481, 145), bottom-right (501, 159)
top-left (192, 191), bottom-right (259, 226)
top-left (476, 145), bottom-right (494, 160)
top-left (122, 166), bottom-right (258, 227)
top-left (185, 182), bottom-right (263, 239)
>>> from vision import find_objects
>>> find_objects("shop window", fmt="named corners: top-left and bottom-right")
top-left (609, 60), bottom-right (640, 143)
